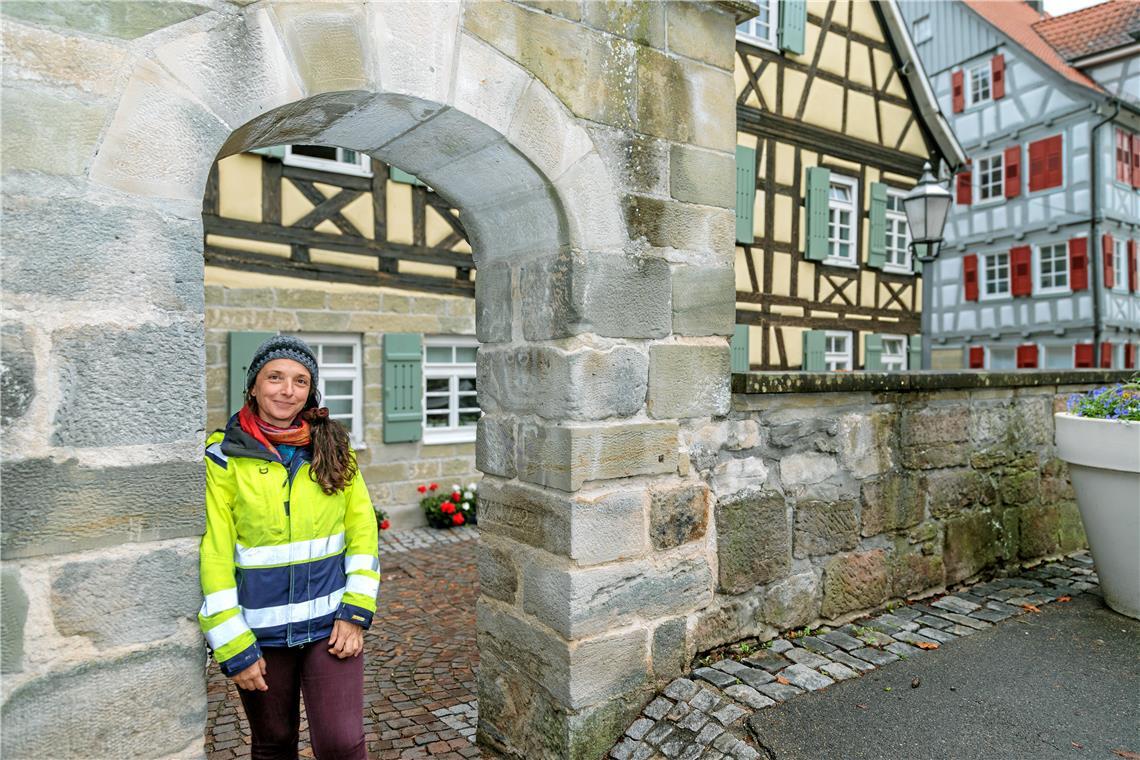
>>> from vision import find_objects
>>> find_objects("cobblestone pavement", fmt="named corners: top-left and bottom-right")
top-left (205, 527), bottom-right (483, 759)
top-left (608, 552), bottom-right (1100, 760)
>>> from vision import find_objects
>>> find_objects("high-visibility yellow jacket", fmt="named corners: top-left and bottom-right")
top-left (198, 415), bottom-right (380, 676)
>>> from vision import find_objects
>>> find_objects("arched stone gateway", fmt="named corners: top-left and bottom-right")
top-left (0, 2), bottom-right (748, 757)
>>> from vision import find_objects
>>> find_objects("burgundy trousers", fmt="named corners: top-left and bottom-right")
top-left (237, 641), bottom-right (367, 760)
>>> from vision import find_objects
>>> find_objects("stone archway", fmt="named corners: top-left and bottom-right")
top-left (1, 3), bottom-right (745, 758)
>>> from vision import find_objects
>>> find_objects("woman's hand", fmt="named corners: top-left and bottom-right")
top-left (233, 657), bottom-right (268, 691)
top-left (328, 619), bottom-right (364, 659)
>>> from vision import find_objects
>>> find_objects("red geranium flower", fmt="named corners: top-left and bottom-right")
top-left (440, 502), bottom-right (456, 515)
top-left (451, 491), bottom-right (462, 503)
top-left (452, 513), bottom-right (465, 526)
top-left (417, 485), bottom-right (427, 494)
top-left (429, 483), bottom-right (439, 491)
top-left (380, 519), bottom-right (390, 530)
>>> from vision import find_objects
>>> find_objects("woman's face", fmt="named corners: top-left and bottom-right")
top-left (250, 358), bottom-right (312, 427)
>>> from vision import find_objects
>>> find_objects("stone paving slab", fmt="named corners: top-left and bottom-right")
top-left (607, 551), bottom-right (1107, 760)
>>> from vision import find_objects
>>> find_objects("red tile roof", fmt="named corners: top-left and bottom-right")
top-left (1033, 0), bottom-right (1140, 62)
top-left (961, 0), bottom-right (1103, 94)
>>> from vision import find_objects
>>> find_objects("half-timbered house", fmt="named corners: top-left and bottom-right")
top-left (898, 0), bottom-right (1140, 370)
top-left (732, 0), bottom-right (966, 371)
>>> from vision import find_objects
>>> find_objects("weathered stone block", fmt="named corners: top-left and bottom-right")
top-left (476, 415), bottom-right (516, 479)
top-left (476, 538), bottom-right (519, 604)
top-left (1, 323), bottom-right (35, 428)
top-left (1039, 458), bottom-right (1076, 505)
top-left (924, 469), bottom-right (995, 518)
top-left (623, 194), bottom-right (734, 254)
top-left (0, 645), bottom-right (205, 758)
top-left (1, 565), bottom-right (27, 673)
top-left (901, 405), bottom-right (969, 446)
top-left (669, 145), bottom-right (735, 208)
top-left (53, 321), bottom-right (203, 447)
top-left (2, 21), bottom-right (127, 96)
top-left (515, 420), bottom-right (678, 492)
top-left (652, 617), bottom-right (690, 679)
top-left (890, 547), bottom-right (945, 599)
top-left (838, 411), bottom-right (895, 479)
top-left (523, 556), bottom-right (712, 639)
top-left (0, 1), bottom-right (210, 39)
top-left (477, 478), bottom-right (647, 565)
top-left (367, 1), bottom-right (461, 104)
top-left (998, 466), bottom-right (1041, 506)
top-left (1019, 503), bottom-right (1086, 560)
top-left (860, 472), bottom-right (924, 536)
top-left (762, 571), bottom-right (820, 631)
top-left (794, 500), bottom-right (858, 558)
top-left (507, 76), bottom-right (593, 183)
top-left (582, 1), bottom-right (666, 47)
top-left (50, 546), bottom-right (198, 649)
top-left (478, 340), bottom-right (648, 420)
top-left (274, 3), bottom-right (369, 93)
top-left (715, 488), bottom-right (789, 593)
top-left (647, 344), bottom-right (730, 419)
top-left (779, 451), bottom-right (838, 488)
top-left (1, 86), bottom-right (107, 176)
top-left (942, 512), bottom-right (998, 584)
top-left (692, 588), bottom-right (772, 652)
top-left (587, 125), bottom-right (668, 196)
top-left (649, 483), bottom-right (709, 550)
top-left (665, 1), bottom-right (736, 70)
top-left (635, 46), bottom-right (735, 151)
top-left (671, 265), bottom-right (735, 337)
top-left (820, 550), bottom-right (890, 619)
top-left (1, 458), bottom-right (203, 559)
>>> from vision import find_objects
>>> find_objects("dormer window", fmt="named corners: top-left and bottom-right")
top-left (968, 62), bottom-right (992, 106)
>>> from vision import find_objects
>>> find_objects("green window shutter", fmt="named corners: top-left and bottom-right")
top-left (864, 334), bottom-right (884, 370)
top-left (912, 243), bottom-right (925, 274)
top-left (250, 146), bottom-right (286, 159)
top-left (731, 324), bottom-right (750, 372)
top-left (229, 331), bottom-right (276, 415)
top-left (805, 166), bottom-right (831, 261)
top-left (908, 334), bottom-right (923, 370)
top-left (735, 145), bottom-right (757, 244)
top-left (383, 333), bottom-right (423, 444)
top-left (868, 182), bottom-right (888, 270)
top-left (779, 0), bottom-right (807, 55)
top-left (389, 166), bottom-right (424, 186)
top-left (802, 330), bottom-right (826, 371)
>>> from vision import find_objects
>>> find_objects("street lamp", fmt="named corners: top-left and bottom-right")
top-left (903, 161), bottom-right (953, 370)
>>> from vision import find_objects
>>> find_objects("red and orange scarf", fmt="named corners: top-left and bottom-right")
top-left (238, 405), bottom-right (312, 460)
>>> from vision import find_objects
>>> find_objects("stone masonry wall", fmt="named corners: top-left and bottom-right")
top-left (686, 374), bottom-right (1123, 656)
top-left (205, 277), bottom-right (480, 528)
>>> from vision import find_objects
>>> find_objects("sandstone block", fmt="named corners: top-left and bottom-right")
top-left (860, 472), bottom-right (924, 536)
top-left (476, 415), bottom-right (516, 479)
top-left (671, 265), bottom-right (736, 337)
top-left (1019, 503), bottom-right (1086, 560)
top-left (274, 3), bottom-right (369, 93)
top-left (716, 488), bottom-right (789, 593)
top-left (838, 411), bottom-right (895, 479)
top-left (367, 1), bottom-right (460, 103)
top-left (652, 617), bottom-right (690, 679)
top-left (1, 323), bottom-right (35, 428)
top-left (476, 537), bottom-right (519, 604)
top-left (623, 194), bottom-right (734, 254)
top-left (889, 548), bottom-right (945, 599)
top-left (762, 571), bottom-right (820, 631)
top-left (669, 145), bottom-right (735, 208)
top-left (901, 406), bottom-right (969, 447)
top-left (508, 78), bottom-right (593, 183)
top-left (582, 2), bottom-right (666, 47)
top-left (1, 19), bottom-right (127, 96)
top-left (924, 469), bottom-right (995, 518)
top-left (636, 46), bottom-right (735, 151)
top-left (998, 467), bottom-right (1041, 506)
top-left (649, 482), bottom-right (710, 550)
top-left (793, 500), bottom-right (858, 558)
top-left (942, 512), bottom-right (998, 584)
top-left (691, 588), bottom-right (773, 652)
top-left (515, 420), bottom-right (678, 492)
top-left (1, 86), bottom-right (107, 176)
top-left (665, 2), bottom-right (735, 69)
top-left (647, 344), bottom-right (730, 419)
top-left (1, 565), bottom-right (27, 673)
top-left (779, 451), bottom-right (838, 488)
top-left (820, 550), bottom-right (890, 619)
top-left (0, 1), bottom-right (209, 40)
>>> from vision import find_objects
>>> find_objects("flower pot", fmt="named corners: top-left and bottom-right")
top-left (1054, 413), bottom-right (1140, 619)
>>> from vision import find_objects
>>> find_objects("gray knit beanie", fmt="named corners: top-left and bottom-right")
top-left (246, 335), bottom-right (319, 390)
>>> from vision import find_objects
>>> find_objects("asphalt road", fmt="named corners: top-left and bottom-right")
top-left (747, 592), bottom-right (1140, 760)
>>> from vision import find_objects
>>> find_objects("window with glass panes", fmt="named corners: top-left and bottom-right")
top-left (968, 62), bottom-right (991, 106)
top-left (827, 177), bottom-right (857, 264)
top-left (984, 251), bottom-right (1010, 297)
top-left (989, 347), bottom-right (1015, 370)
top-left (284, 145), bottom-right (372, 177)
top-left (736, 0), bottom-right (777, 48)
top-left (1114, 238), bottom-right (1127, 290)
top-left (824, 331), bottom-right (852, 371)
top-left (881, 335), bottom-right (907, 370)
top-left (976, 153), bottom-right (1003, 202)
top-left (288, 334), bottom-right (363, 445)
top-left (423, 338), bottom-right (479, 444)
top-left (1038, 243), bottom-right (1068, 291)
top-left (884, 191), bottom-right (911, 270)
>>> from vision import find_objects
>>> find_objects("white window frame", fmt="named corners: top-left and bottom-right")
top-left (286, 333), bottom-right (364, 448)
top-left (966, 61), bottom-right (992, 108)
top-left (736, 0), bottom-right (779, 50)
top-left (981, 250), bottom-right (1011, 300)
top-left (880, 334), bottom-right (908, 371)
top-left (283, 145), bottom-right (373, 177)
top-left (422, 336), bottom-right (480, 445)
top-left (824, 331), bottom-right (853, 371)
top-left (912, 15), bottom-right (932, 44)
top-left (974, 152), bottom-right (1004, 204)
top-left (883, 189), bottom-right (912, 274)
top-left (1035, 242), bottom-right (1070, 295)
top-left (825, 174), bottom-right (859, 268)
top-left (1113, 238), bottom-right (1128, 291)
top-left (1042, 343), bottom-right (1073, 370)
top-left (988, 346), bottom-right (1016, 370)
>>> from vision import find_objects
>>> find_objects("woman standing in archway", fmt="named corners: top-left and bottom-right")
top-left (198, 336), bottom-right (379, 759)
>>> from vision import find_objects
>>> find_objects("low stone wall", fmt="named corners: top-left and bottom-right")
top-left (687, 370), bottom-right (1129, 654)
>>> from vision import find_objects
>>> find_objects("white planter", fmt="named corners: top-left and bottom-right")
top-left (1054, 413), bottom-right (1140, 620)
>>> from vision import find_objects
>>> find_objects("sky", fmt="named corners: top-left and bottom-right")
top-left (1042, 0), bottom-right (1108, 16)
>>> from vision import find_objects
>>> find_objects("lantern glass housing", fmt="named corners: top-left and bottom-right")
top-left (903, 162), bottom-right (952, 246)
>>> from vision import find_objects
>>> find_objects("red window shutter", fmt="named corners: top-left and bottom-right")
top-left (1016, 344), bottom-right (1038, 368)
top-left (1010, 246), bottom-right (1032, 296)
top-left (1004, 146), bottom-right (1021, 198)
top-left (1103, 233), bottom-right (1115, 288)
top-left (952, 70), bottom-right (965, 113)
top-left (991, 54), bottom-right (1005, 99)
top-left (963, 253), bottom-right (979, 301)
top-left (1132, 133), bottom-right (1140, 189)
top-left (1117, 130), bottom-right (1128, 183)
top-left (957, 171), bottom-right (972, 205)
top-left (1126, 343), bottom-right (1136, 370)
top-left (1028, 140), bottom-right (1045, 191)
top-left (1100, 342), bottom-right (1113, 369)
top-left (1074, 344), bottom-right (1095, 368)
top-left (969, 346), bottom-right (985, 368)
top-left (1069, 237), bottom-right (1088, 291)
top-left (1129, 240), bottom-right (1137, 293)
top-left (1045, 135), bottom-right (1063, 188)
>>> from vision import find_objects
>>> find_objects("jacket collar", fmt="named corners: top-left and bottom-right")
top-left (219, 413), bottom-right (280, 463)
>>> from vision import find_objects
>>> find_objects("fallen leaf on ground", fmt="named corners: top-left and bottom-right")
top-left (776, 676), bottom-right (790, 685)
top-left (911, 677), bottom-right (921, 688)
top-left (883, 686), bottom-right (892, 692)
top-left (856, 704), bottom-right (868, 710)
top-left (1057, 595), bottom-right (1072, 602)
top-left (1072, 742), bottom-right (1083, 749)
top-left (915, 641), bottom-right (939, 650)
top-left (1021, 603), bottom-right (1042, 613)
top-left (1112, 750), bottom-right (1140, 759)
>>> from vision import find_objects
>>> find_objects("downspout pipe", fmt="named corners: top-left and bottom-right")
top-left (1090, 100), bottom-right (1120, 357)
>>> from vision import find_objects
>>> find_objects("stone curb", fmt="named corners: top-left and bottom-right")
top-left (608, 552), bottom-right (1098, 760)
